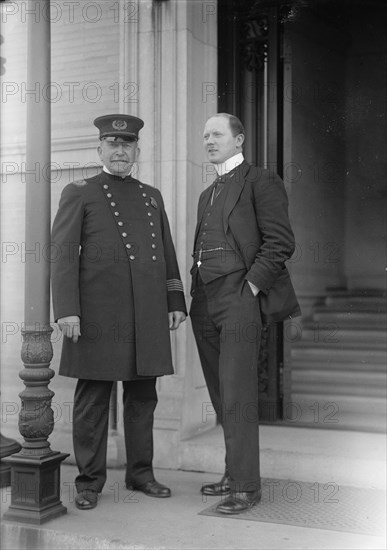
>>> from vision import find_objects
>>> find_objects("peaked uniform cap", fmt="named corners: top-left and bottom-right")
top-left (94, 114), bottom-right (144, 140)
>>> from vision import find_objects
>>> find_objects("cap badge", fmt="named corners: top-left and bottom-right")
top-left (112, 119), bottom-right (128, 130)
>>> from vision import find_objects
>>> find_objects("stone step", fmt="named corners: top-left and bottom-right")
top-left (291, 369), bottom-right (387, 390)
top-left (291, 339), bottom-right (386, 352)
top-left (291, 346), bottom-right (386, 365)
top-left (178, 424), bottom-right (386, 489)
top-left (1, 524), bottom-right (131, 550)
top-left (289, 291), bottom-right (386, 435)
top-left (312, 310), bottom-right (386, 327)
top-left (292, 381), bottom-right (386, 398)
top-left (288, 396), bottom-right (386, 433)
top-left (324, 291), bottom-right (387, 311)
top-left (323, 301), bottom-right (387, 313)
top-left (290, 361), bottom-right (386, 374)
top-left (289, 393), bottom-right (387, 416)
top-left (284, 404), bottom-right (386, 433)
top-left (294, 326), bottom-right (386, 349)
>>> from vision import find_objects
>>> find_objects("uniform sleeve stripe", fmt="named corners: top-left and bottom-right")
top-left (167, 279), bottom-right (184, 292)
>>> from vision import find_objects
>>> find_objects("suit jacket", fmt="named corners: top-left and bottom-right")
top-left (192, 161), bottom-right (301, 323)
top-left (51, 171), bottom-right (186, 381)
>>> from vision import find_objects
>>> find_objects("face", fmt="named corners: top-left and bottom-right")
top-left (203, 116), bottom-right (244, 164)
top-left (97, 137), bottom-right (139, 176)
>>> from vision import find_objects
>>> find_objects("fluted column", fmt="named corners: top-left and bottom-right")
top-left (2, 0), bottom-right (69, 524)
top-left (0, 25), bottom-right (22, 490)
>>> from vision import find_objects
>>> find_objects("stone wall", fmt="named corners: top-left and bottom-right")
top-left (1, 0), bottom-right (218, 467)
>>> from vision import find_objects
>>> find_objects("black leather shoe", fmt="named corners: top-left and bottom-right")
top-left (75, 489), bottom-right (98, 510)
top-left (201, 471), bottom-right (231, 496)
top-left (216, 490), bottom-right (261, 515)
top-left (127, 480), bottom-right (171, 498)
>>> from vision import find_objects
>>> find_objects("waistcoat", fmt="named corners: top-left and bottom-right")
top-left (193, 181), bottom-right (244, 283)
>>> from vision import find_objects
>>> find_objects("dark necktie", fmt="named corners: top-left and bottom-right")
top-left (213, 175), bottom-right (226, 201)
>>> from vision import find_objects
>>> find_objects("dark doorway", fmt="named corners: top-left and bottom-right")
top-left (217, 0), bottom-right (286, 422)
top-left (217, 0), bottom-right (387, 429)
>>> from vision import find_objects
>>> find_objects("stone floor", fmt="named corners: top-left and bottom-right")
top-left (1, 463), bottom-right (386, 550)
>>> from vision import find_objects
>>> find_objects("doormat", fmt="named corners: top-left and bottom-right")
top-left (198, 478), bottom-right (386, 536)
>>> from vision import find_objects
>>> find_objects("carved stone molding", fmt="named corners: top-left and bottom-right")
top-left (18, 327), bottom-right (55, 456)
top-left (240, 15), bottom-right (269, 72)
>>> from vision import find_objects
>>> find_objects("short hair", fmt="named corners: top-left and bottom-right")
top-left (214, 113), bottom-right (245, 137)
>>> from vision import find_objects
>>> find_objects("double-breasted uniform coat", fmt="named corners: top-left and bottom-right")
top-left (51, 113), bottom-right (187, 497)
top-left (51, 168), bottom-right (186, 494)
top-left (52, 170), bottom-right (187, 381)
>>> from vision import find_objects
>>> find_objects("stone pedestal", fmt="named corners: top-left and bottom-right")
top-left (3, 451), bottom-right (69, 524)
top-left (3, 328), bottom-right (69, 524)
top-left (0, 434), bottom-right (21, 487)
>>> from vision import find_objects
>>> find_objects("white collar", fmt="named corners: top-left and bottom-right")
top-left (214, 153), bottom-right (244, 176)
top-left (103, 166), bottom-right (132, 177)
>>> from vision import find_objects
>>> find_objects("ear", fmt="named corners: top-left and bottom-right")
top-left (97, 145), bottom-right (103, 159)
top-left (135, 147), bottom-right (141, 161)
top-left (236, 134), bottom-right (244, 148)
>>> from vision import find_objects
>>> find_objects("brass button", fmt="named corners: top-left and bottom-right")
top-left (118, 221), bottom-right (124, 226)
top-left (126, 244), bottom-right (132, 249)
top-left (111, 202), bottom-right (116, 207)
top-left (139, 184), bottom-right (143, 188)
top-left (151, 233), bottom-right (156, 238)
top-left (145, 202), bottom-right (150, 206)
top-left (151, 244), bottom-right (156, 249)
top-left (107, 193), bottom-right (112, 198)
top-left (129, 255), bottom-right (135, 260)
top-left (147, 212), bottom-right (152, 217)
top-left (150, 222), bottom-right (154, 226)
top-left (152, 256), bottom-right (157, 261)
top-left (142, 193), bottom-right (147, 197)
top-left (122, 232), bottom-right (128, 237)
top-left (114, 211), bottom-right (120, 216)
top-left (103, 184), bottom-right (109, 189)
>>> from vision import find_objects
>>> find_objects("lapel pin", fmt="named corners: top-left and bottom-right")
top-left (150, 197), bottom-right (158, 209)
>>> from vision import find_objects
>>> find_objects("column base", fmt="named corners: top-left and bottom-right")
top-left (0, 462), bottom-right (12, 488)
top-left (0, 433), bottom-right (22, 487)
top-left (2, 450), bottom-right (70, 525)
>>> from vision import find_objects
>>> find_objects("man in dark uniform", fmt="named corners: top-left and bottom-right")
top-left (190, 113), bottom-right (300, 515)
top-left (51, 114), bottom-right (187, 510)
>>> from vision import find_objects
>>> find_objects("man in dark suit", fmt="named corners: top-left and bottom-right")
top-left (190, 113), bottom-right (300, 515)
top-left (51, 114), bottom-right (187, 510)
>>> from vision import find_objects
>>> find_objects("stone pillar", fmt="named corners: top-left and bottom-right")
top-left (0, 22), bottom-right (22, 490)
top-left (3, 0), bottom-right (69, 524)
top-left (122, 0), bottom-right (218, 467)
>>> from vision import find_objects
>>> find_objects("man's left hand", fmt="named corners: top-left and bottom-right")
top-left (169, 311), bottom-right (187, 330)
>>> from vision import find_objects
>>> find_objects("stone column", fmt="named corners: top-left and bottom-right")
top-left (3, 0), bottom-right (69, 524)
top-left (131, 0), bottom-right (218, 468)
top-left (0, 24), bottom-right (22, 490)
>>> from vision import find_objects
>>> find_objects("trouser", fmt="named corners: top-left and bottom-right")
top-left (190, 270), bottom-right (262, 493)
top-left (73, 378), bottom-right (157, 493)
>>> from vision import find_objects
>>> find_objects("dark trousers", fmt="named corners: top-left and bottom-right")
top-left (190, 270), bottom-right (262, 492)
top-left (73, 378), bottom-right (157, 493)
